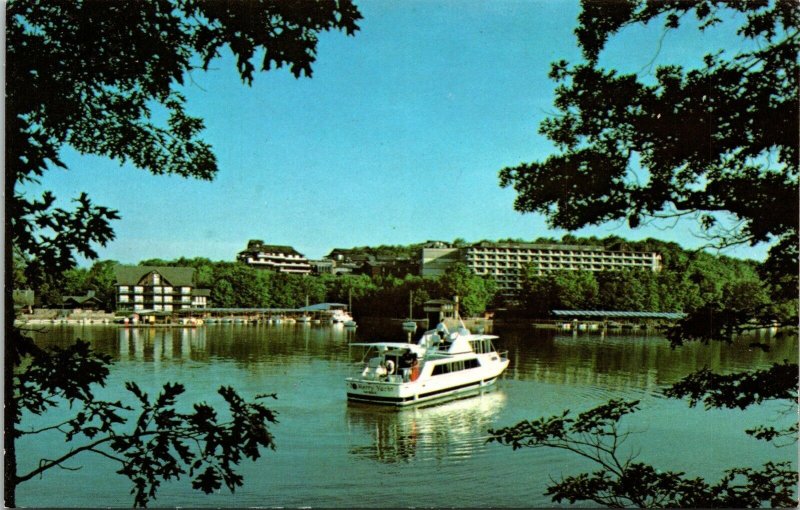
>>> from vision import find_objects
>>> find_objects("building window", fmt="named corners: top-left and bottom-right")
top-left (119, 286), bottom-right (129, 293)
top-left (164, 286), bottom-right (173, 294)
top-left (119, 295), bottom-right (129, 303)
top-left (134, 286), bottom-right (143, 293)
top-left (181, 287), bottom-right (191, 294)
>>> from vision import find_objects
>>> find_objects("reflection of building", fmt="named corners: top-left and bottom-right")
top-left (114, 265), bottom-right (209, 312)
top-left (421, 241), bottom-right (662, 294)
top-left (237, 240), bottom-right (312, 274)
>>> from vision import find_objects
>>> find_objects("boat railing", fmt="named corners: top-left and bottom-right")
top-left (352, 364), bottom-right (411, 383)
top-left (497, 350), bottom-right (509, 361)
top-left (352, 362), bottom-right (409, 381)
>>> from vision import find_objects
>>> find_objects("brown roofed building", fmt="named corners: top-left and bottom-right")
top-left (61, 290), bottom-right (105, 311)
top-left (237, 239), bottom-right (312, 274)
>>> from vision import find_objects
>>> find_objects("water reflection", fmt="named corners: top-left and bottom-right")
top-left (346, 389), bottom-right (507, 464)
top-left (499, 328), bottom-right (797, 392)
top-left (117, 327), bottom-right (208, 362)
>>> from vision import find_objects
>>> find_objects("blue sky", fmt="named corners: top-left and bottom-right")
top-left (27, 1), bottom-right (770, 264)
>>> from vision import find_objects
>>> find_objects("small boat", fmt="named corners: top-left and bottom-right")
top-left (330, 309), bottom-right (353, 324)
top-left (346, 322), bottom-right (509, 406)
top-left (297, 315), bottom-right (311, 324)
top-left (343, 289), bottom-right (357, 328)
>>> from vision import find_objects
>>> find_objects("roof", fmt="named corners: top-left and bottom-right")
top-left (424, 299), bottom-right (455, 305)
top-left (241, 240), bottom-right (303, 256)
top-left (114, 265), bottom-right (195, 286)
top-left (551, 310), bottom-right (686, 320)
top-left (191, 288), bottom-right (212, 297)
top-left (471, 241), bottom-right (604, 252)
top-left (62, 294), bottom-right (102, 305)
top-left (298, 302), bottom-right (348, 311)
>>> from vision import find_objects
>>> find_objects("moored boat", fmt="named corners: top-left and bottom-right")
top-left (346, 322), bottom-right (509, 406)
top-left (401, 320), bottom-right (417, 330)
top-left (331, 309), bottom-right (354, 324)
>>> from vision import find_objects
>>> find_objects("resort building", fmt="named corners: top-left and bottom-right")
top-left (237, 240), bottom-right (312, 274)
top-left (61, 290), bottom-right (105, 311)
top-left (191, 288), bottom-right (211, 308)
top-left (114, 265), bottom-right (210, 312)
top-left (323, 248), bottom-right (419, 277)
top-left (421, 241), bottom-right (662, 293)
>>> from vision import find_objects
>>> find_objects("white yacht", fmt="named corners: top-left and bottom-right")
top-left (332, 309), bottom-right (354, 324)
top-left (346, 322), bottom-right (509, 406)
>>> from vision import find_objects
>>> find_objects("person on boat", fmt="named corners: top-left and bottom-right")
top-left (409, 357), bottom-right (420, 382)
top-left (376, 359), bottom-right (388, 377)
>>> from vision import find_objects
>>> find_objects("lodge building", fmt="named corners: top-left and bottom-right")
top-left (114, 265), bottom-right (209, 312)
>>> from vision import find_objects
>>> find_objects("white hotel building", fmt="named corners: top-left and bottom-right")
top-left (237, 240), bottom-right (312, 274)
top-left (422, 242), bottom-right (662, 294)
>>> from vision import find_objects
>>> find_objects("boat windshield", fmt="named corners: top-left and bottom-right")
top-left (469, 338), bottom-right (496, 354)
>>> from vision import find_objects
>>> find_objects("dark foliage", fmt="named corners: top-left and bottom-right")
top-left (8, 0), bottom-right (360, 278)
top-left (14, 338), bottom-right (278, 507)
top-left (492, 2), bottom-right (798, 507)
top-left (488, 399), bottom-right (797, 508)
top-left (6, 0), bottom-right (361, 506)
top-left (499, 0), bottom-right (798, 333)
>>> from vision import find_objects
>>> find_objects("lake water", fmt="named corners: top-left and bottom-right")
top-left (16, 323), bottom-right (798, 507)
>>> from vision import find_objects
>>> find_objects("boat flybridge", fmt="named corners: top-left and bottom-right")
top-left (346, 322), bottom-right (509, 406)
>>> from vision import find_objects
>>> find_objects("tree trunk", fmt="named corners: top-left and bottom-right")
top-left (5, 140), bottom-right (18, 508)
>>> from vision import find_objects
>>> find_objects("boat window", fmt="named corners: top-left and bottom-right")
top-left (431, 358), bottom-right (480, 376)
top-left (465, 358), bottom-right (480, 369)
top-left (470, 340), bottom-right (494, 354)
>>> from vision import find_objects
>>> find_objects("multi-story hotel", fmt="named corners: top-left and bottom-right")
top-left (114, 265), bottom-right (210, 312)
top-left (237, 240), bottom-right (312, 274)
top-left (421, 241), bottom-right (662, 293)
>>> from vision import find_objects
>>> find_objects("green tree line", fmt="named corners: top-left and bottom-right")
top-left (517, 238), bottom-right (779, 318)
top-left (16, 234), bottom-right (789, 323)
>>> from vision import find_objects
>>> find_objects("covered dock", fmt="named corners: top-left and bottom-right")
top-left (549, 310), bottom-right (687, 331)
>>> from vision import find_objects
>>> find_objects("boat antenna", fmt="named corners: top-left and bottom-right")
top-left (455, 295), bottom-right (467, 330)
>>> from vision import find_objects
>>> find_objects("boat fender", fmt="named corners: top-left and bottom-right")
top-left (385, 359), bottom-right (395, 375)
